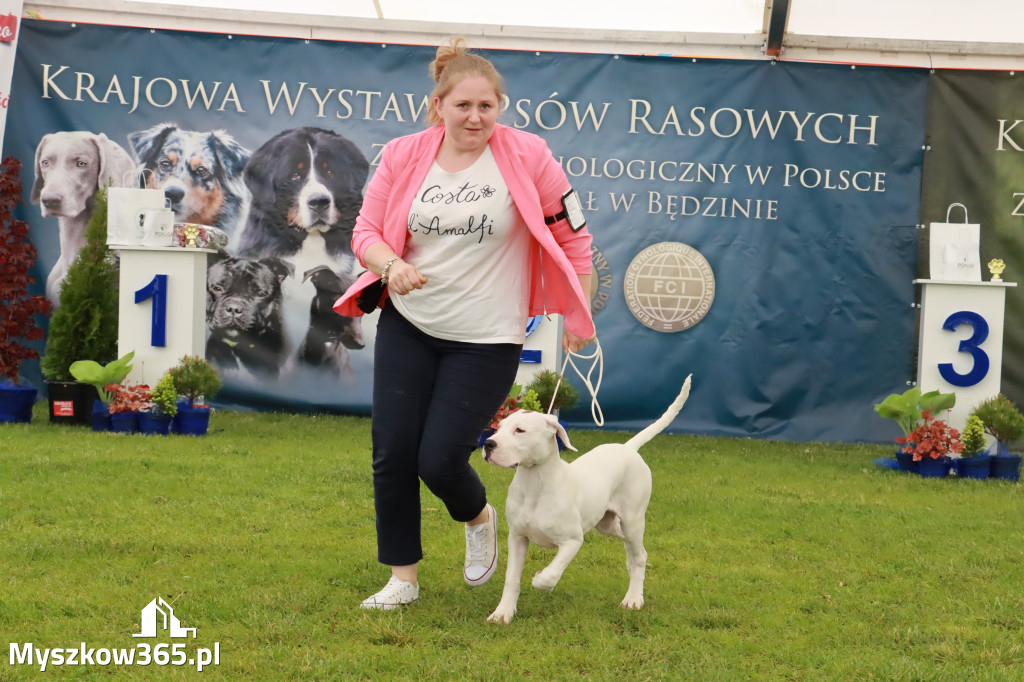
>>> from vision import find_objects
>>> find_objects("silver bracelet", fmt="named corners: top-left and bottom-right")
top-left (381, 257), bottom-right (400, 285)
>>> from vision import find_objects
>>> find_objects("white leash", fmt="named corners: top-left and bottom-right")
top-left (548, 337), bottom-right (604, 426)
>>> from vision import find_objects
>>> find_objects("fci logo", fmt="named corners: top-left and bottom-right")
top-left (0, 14), bottom-right (17, 42)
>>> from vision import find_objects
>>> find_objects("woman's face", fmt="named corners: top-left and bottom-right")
top-left (434, 75), bottom-right (500, 154)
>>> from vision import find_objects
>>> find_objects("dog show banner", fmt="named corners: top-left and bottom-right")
top-left (920, 70), bottom-right (1024, 415)
top-left (7, 19), bottom-right (930, 441)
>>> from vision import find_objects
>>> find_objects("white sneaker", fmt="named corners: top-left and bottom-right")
top-left (360, 576), bottom-right (419, 610)
top-left (464, 503), bottom-right (498, 586)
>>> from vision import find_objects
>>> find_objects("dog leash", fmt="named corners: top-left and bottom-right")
top-left (548, 337), bottom-right (605, 426)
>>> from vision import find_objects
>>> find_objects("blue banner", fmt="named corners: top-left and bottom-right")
top-left (8, 20), bottom-right (929, 441)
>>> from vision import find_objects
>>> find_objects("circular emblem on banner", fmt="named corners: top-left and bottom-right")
top-left (623, 242), bottom-right (715, 332)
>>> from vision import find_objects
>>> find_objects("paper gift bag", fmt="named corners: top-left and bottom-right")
top-left (929, 203), bottom-right (981, 281)
top-left (107, 169), bottom-right (170, 246)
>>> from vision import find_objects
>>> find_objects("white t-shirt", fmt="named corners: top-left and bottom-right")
top-left (391, 145), bottom-right (531, 344)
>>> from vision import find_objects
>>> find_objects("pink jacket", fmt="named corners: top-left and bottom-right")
top-left (333, 124), bottom-right (596, 338)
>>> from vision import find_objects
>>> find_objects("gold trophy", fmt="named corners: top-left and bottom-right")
top-left (988, 258), bottom-right (1006, 281)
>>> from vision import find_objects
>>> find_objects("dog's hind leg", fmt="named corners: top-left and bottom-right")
top-left (595, 511), bottom-right (625, 539)
top-left (531, 537), bottom-right (583, 592)
top-left (618, 514), bottom-right (648, 610)
top-left (488, 532), bottom-right (529, 624)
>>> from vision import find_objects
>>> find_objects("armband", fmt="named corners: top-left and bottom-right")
top-left (544, 189), bottom-right (587, 232)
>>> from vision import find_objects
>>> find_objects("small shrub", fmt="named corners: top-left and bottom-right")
top-left (169, 355), bottom-right (222, 407)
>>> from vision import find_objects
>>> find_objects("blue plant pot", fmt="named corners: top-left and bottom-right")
top-left (170, 399), bottom-right (192, 433)
top-left (990, 453), bottom-right (1022, 482)
top-left (91, 399), bottom-right (111, 432)
top-left (110, 411), bottom-right (139, 434)
top-left (895, 449), bottom-right (918, 474)
top-left (0, 384), bottom-right (37, 423)
top-left (177, 406), bottom-right (210, 436)
top-left (139, 411), bottom-right (172, 435)
top-left (917, 456), bottom-right (953, 479)
top-left (954, 453), bottom-right (991, 480)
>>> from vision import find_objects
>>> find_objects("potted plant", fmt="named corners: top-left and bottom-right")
top-left (971, 394), bottom-right (1024, 481)
top-left (874, 387), bottom-right (956, 472)
top-left (106, 382), bottom-right (150, 434)
top-left (0, 156), bottom-right (52, 423)
top-left (39, 185), bottom-right (118, 425)
top-left (69, 351), bottom-right (134, 431)
top-left (168, 354), bottom-right (221, 435)
top-left (955, 414), bottom-right (991, 480)
top-left (527, 369), bottom-right (580, 414)
top-left (895, 410), bottom-right (963, 478)
top-left (139, 372), bottom-right (178, 435)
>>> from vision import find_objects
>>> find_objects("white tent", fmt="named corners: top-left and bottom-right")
top-left (34, 0), bottom-right (1024, 69)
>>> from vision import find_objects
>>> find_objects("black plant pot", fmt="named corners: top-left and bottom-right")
top-left (46, 381), bottom-right (100, 426)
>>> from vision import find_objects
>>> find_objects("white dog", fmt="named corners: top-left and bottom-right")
top-left (31, 131), bottom-right (136, 305)
top-left (482, 375), bottom-right (692, 624)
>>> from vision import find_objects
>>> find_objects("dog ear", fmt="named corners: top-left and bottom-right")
top-left (545, 414), bottom-right (576, 452)
top-left (30, 133), bottom-right (52, 203)
top-left (93, 133), bottom-right (136, 191)
top-left (207, 130), bottom-right (250, 178)
top-left (127, 123), bottom-right (176, 166)
top-left (261, 256), bottom-right (295, 283)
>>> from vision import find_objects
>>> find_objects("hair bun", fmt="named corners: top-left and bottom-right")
top-left (430, 36), bottom-right (469, 83)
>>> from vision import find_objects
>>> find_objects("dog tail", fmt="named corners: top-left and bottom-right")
top-left (624, 374), bottom-right (692, 451)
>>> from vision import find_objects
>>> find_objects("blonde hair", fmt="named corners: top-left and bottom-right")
top-left (427, 36), bottom-right (504, 125)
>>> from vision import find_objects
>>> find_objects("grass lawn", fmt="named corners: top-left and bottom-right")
top-left (2, 404), bottom-right (1023, 681)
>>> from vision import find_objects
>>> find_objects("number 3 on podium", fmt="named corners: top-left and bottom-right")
top-left (937, 310), bottom-right (989, 387)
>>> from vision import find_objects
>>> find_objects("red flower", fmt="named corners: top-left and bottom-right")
top-left (895, 410), bottom-right (964, 461)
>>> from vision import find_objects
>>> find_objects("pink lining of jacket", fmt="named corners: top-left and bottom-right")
top-left (332, 124), bottom-right (596, 339)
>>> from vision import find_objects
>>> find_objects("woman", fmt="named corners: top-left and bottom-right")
top-left (333, 37), bottom-right (596, 609)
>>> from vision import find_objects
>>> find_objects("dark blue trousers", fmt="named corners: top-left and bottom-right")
top-left (371, 304), bottom-right (522, 566)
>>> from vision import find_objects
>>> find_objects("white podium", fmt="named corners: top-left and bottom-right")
top-left (914, 279), bottom-right (1016, 433)
top-left (117, 246), bottom-right (213, 387)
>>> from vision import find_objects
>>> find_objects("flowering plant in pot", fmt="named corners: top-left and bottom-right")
top-left (874, 387), bottom-right (956, 472)
top-left (106, 382), bottom-right (150, 434)
top-left (0, 156), bottom-right (52, 423)
top-left (971, 394), bottom-right (1024, 481)
top-left (895, 410), bottom-right (962, 478)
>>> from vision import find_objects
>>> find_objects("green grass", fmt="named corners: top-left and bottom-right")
top-left (1, 404), bottom-right (1023, 681)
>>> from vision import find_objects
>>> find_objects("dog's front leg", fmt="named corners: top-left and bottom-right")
top-left (532, 537), bottom-right (583, 592)
top-left (487, 531), bottom-right (529, 624)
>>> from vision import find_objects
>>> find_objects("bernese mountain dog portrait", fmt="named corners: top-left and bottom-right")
top-left (235, 126), bottom-right (370, 379)
top-left (236, 125), bottom-right (368, 267)
top-left (128, 123), bottom-right (250, 245)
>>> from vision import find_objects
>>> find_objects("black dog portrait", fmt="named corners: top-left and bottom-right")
top-left (299, 266), bottom-right (364, 379)
top-left (206, 252), bottom-right (294, 377)
top-left (236, 126), bottom-right (369, 264)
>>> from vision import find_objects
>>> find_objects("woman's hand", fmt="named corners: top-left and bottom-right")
top-left (386, 260), bottom-right (428, 296)
top-left (562, 329), bottom-right (595, 354)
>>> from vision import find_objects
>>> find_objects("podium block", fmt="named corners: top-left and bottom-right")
top-left (117, 246), bottom-right (213, 387)
top-left (914, 279), bottom-right (1016, 433)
